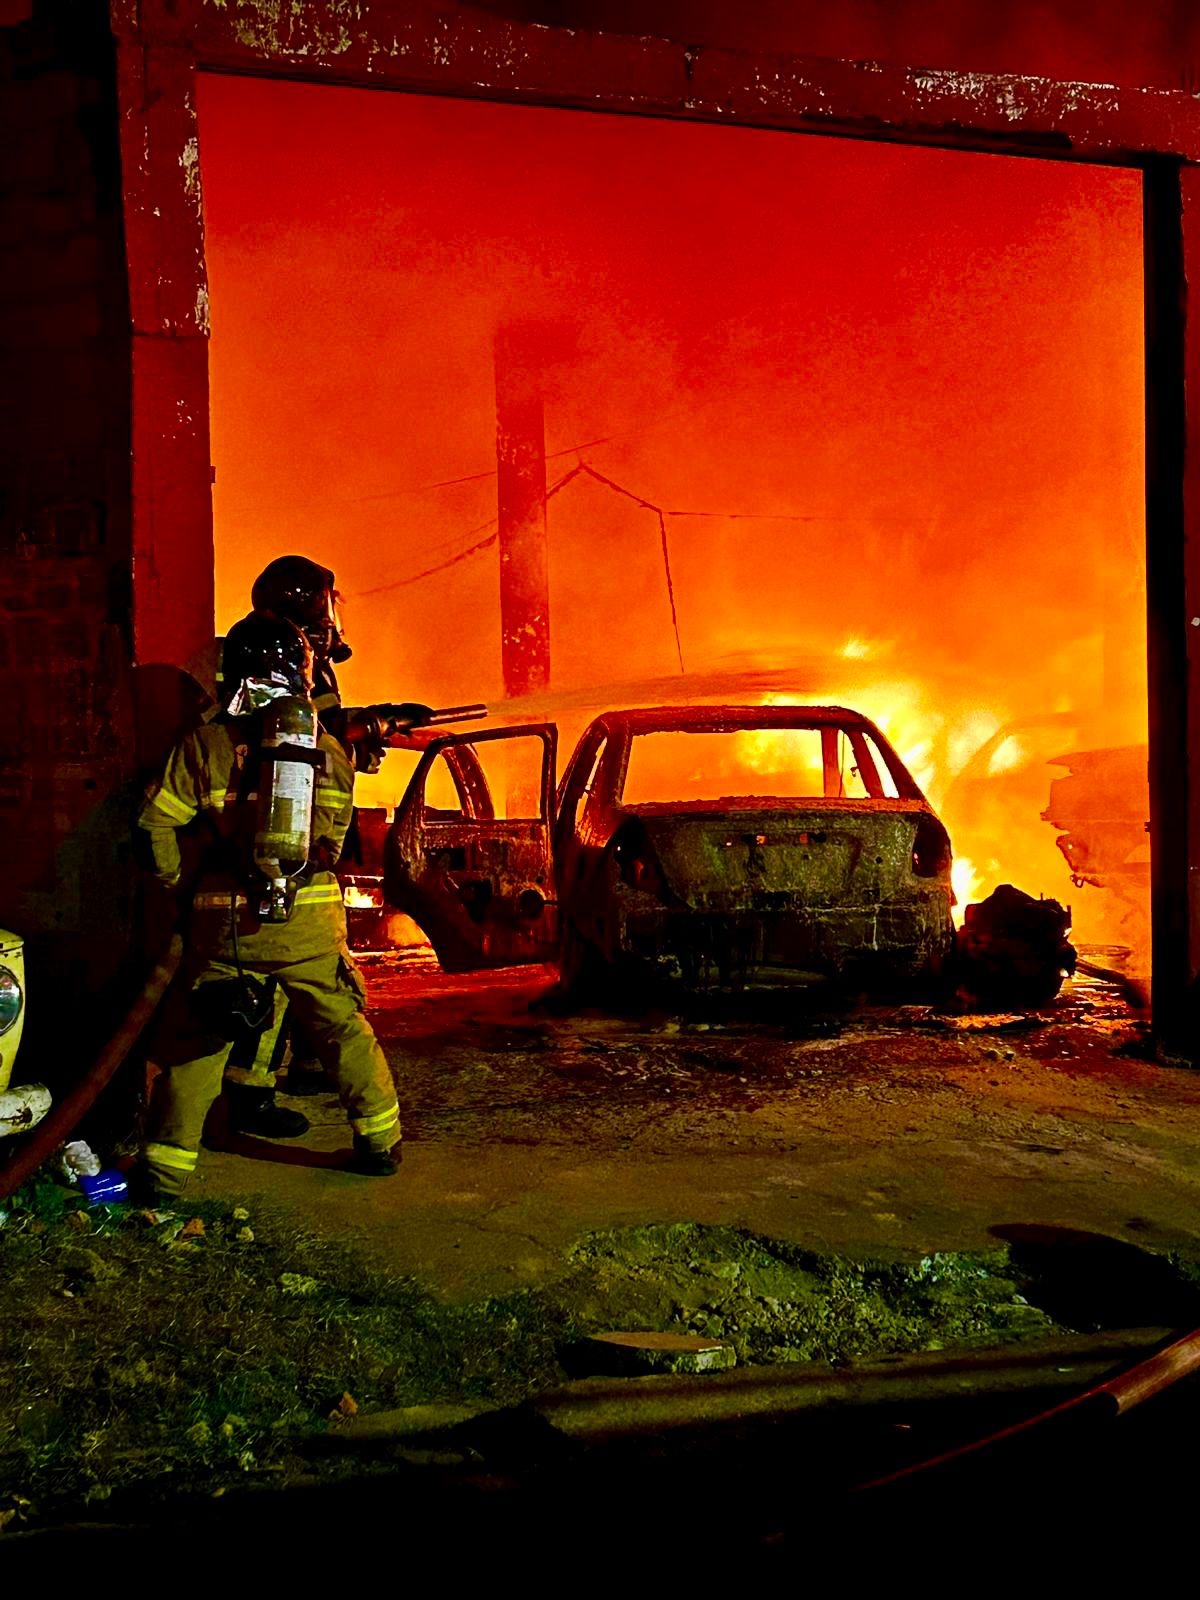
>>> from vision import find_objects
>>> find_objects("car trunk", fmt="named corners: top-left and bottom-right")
top-left (631, 801), bottom-right (934, 913)
top-left (619, 800), bottom-right (953, 984)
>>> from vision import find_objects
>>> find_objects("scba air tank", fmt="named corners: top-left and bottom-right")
top-left (254, 694), bottom-right (320, 922)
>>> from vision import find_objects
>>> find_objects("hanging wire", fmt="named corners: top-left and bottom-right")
top-left (350, 401), bottom-right (717, 504)
top-left (353, 465), bottom-right (583, 598)
top-left (348, 459), bottom-right (839, 676)
top-left (565, 462), bottom-right (684, 673)
top-left (354, 516), bottom-right (500, 597)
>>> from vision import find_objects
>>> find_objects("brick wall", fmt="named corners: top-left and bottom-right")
top-left (0, 3), bottom-right (137, 1060)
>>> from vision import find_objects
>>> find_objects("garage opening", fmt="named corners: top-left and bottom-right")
top-left (197, 76), bottom-right (1148, 989)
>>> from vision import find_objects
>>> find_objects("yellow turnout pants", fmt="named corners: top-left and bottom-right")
top-left (143, 945), bottom-right (400, 1194)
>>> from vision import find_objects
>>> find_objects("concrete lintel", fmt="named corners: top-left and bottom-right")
top-left (113, 2), bottom-right (1200, 163)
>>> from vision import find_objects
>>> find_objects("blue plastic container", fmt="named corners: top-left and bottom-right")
top-left (79, 1169), bottom-right (129, 1206)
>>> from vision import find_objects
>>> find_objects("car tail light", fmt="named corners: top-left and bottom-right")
top-left (912, 814), bottom-right (952, 878)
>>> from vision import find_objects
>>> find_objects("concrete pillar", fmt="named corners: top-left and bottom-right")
top-left (494, 324), bottom-right (551, 701)
top-left (1143, 159), bottom-right (1200, 1053)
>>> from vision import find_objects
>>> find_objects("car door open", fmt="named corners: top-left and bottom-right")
top-left (384, 723), bottom-right (559, 971)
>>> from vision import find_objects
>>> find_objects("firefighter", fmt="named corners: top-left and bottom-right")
top-left (238, 555), bottom-right (427, 1099)
top-left (136, 613), bottom-right (402, 1197)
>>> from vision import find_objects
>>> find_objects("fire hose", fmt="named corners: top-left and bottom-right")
top-left (0, 934), bottom-right (183, 1202)
top-left (855, 1323), bottom-right (1200, 1494)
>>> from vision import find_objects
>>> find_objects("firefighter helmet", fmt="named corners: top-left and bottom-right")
top-left (221, 611), bottom-right (314, 704)
top-left (251, 554), bottom-right (351, 664)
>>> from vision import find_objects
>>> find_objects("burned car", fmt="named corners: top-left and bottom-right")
top-left (384, 704), bottom-right (957, 995)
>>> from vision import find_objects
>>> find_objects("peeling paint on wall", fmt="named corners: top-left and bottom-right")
top-left (179, 133), bottom-right (200, 202)
top-left (904, 65), bottom-right (1126, 129)
top-left (207, 0), bottom-right (362, 59)
top-left (121, 1), bottom-right (1200, 160)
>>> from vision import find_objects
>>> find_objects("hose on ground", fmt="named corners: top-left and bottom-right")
top-left (855, 1323), bottom-right (1200, 1493)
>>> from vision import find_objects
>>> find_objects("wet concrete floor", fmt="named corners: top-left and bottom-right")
top-left (190, 955), bottom-right (1200, 1298)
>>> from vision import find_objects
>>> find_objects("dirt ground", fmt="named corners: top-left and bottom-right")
top-left (189, 954), bottom-right (1200, 1297)
top-left (7, 954), bottom-right (1200, 1537)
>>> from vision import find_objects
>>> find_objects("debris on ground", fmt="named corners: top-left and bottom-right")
top-left (0, 955), bottom-right (1183, 1534)
top-left (955, 884), bottom-right (1077, 1008)
top-left (579, 1330), bottom-right (737, 1375)
top-left (78, 1170), bottom-right (129, 1207)
top-left (935, 1012), bottom-right (1042, 1033)
top-left (328, 1392), bottom-right (360, 1425)
top-left (56, 1140), bottom-right (101, 1182)
top-left (0, 1083), bottom-right (52, 1139)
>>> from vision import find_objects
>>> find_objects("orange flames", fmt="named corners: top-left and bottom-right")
top-left (200, 76), bottom-right (1149, 971)
top-left (342, 883), bottom-right (383, 910)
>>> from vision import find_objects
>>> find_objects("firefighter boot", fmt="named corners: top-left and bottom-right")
top-left (350, 1134), bottom-right (402, 1176)
top-left (283, 1055), bottom-right (333, 1096)
top-left (126, 1163), bottom-right (174, 1208)
top-left (225, 1085), bottom-right (310, 1139)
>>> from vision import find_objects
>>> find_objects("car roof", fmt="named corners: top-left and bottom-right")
top-left (587, 704), bottom-right (885, 735)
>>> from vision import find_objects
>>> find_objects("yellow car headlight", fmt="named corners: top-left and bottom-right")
top-left (0, 966), bottom-right (23, 1036)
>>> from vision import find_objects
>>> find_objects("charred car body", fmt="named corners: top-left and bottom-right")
top-left (1043, 743), bottom-right (1150, 948)
top-left (384, 704), bottom-right (957, 994)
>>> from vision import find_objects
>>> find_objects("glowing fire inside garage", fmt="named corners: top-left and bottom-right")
top-left (197, 75), bottom-right (1148, 978)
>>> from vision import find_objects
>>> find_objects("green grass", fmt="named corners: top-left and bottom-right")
top-left (0, 1183), bottom-right (567, 1526)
